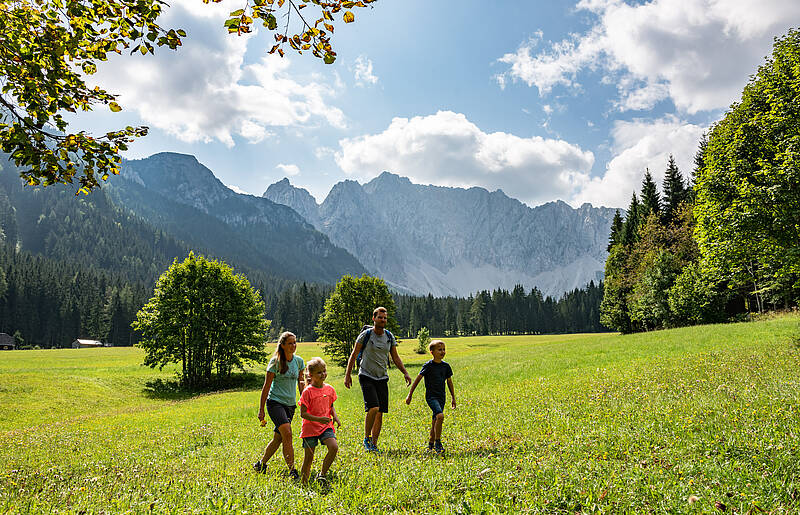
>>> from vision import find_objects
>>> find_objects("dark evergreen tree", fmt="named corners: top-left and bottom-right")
top-left (607, 210), bottom-right (624, 251)
top-left (621, 192), bottom-right (641, 245)
top-left (662, 155), bottom-right (686, 223)
top-left (640, 169), bottom-right (661, 219)
top-left (691, 132), bottom-right (708, 194)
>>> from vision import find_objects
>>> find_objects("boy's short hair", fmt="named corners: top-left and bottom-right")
top-left (307, 357), bottom-right (327, 374)
top-left (428, 339), bottom-right (445, 352)
top-left (373, 306), bottom-right (387, 317)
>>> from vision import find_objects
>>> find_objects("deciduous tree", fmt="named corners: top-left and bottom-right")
top-left (315, 274), bottom-right (397, 367)
top-left (133, 253), bottom-right (269, 388)
top-left (1, 0), bottom-right (375, 192)
top-left (695, 29), bottom-right (800, 310)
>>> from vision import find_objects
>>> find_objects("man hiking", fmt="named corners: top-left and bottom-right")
top-left (344, 306), bottom-right (412, 452)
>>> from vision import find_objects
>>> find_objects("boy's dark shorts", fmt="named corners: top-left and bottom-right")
top-left (302, 427), bottom-right (336, 449)
top-left (426, 397), bottom-right (445, 419)
top-left (359, 375), bottom-right (389, 413)
top-left (266, 399), bottom-right (296, 433)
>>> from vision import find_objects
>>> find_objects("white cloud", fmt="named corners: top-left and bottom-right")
top-left (276, 163), bottom-right (300, 176)
top-left (353, 55), bottom-right (379, 86)
top-left (497, 0), bottom-right (800, 113)
top-left (335, 111), bottom-right (595, 206)
top-left (314, 146), bottom-right (335, 159)
top-left (93, 0), bottom-right (345, 147)
top-left (571, 115), bottom-right (706, 208)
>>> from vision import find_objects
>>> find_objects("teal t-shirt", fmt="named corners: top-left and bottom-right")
top-left (267, 355), bottom-right (305, 406)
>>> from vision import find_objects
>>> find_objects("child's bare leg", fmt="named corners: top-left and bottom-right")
top-left (433, 413), bottom-right (444, 441)
top-left (364, 407), bottom-right (379, 440)
top-left (261, 431), bottom-right (282, 463)
top-left (320, 438), bottom-right (339, 476)
top-left (300, 446), bottom-right (315, 484)
top-left (429, 418), bottom-right (436, 443)
top-left (371, 411), bottom-right (383, 446)
top-left (276, 423), bottom-right (295, 470)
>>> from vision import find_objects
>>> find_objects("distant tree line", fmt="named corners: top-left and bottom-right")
top-left (600, 30), bottom-right (800, 333)
top-left (269, 280), bottom-right (606, 341)
top-left (0, 244), bottom-right (149, 348)
top-left (393, 283), bottom-right (605, 337)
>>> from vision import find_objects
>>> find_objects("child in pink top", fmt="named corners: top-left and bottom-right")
top-left (299, 357), bottom-right (341, 485)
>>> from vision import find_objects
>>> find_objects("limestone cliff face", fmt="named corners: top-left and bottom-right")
top-left (263, 178), bottom-right (321, 229)
top-left (264, 172), bottom-right (617, 298)
top-left (118, 152), bottom-right (366, 283)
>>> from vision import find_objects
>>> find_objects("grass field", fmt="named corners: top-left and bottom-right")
top-left (2, 314), bottom-right (800, 513)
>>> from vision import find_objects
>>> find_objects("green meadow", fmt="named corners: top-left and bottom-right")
top-left (2, 314), bottom-right (800, 514)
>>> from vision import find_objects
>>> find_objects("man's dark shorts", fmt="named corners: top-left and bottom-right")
top-left (359, 375), bottom-right (389, 413)
top-left (426, 397), bottom-right (445, 419)
top-left (266, 399), bottom-right (296, 433)
top-left (302, 427), bottom-right (336, 449)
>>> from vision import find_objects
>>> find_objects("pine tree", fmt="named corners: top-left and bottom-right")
top-left (640, 169), bottom-right (661, 218)
top-left (621, 192), bottom-right (641, 245)
top-left (662, 155), bottom-right (686, 224)
top-left (607, 210), bottom-right (624, 251)
top-left (691, 132), bottom-right (708, 197)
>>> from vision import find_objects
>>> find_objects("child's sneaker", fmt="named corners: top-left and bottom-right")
top-left (426, 441), bottom-right (435, 452)
top-left (253, 460), bottom-right (265, 473)
top-left (370, 441), bottom-right (380, 453)
top-left (363, 437), bottom-right (373, 452)
top-left (316, 474), bottom-right (329, 489)
top-left (434, 440), bottom-right (444, 455)
top-left (288, 468), bottom-right (300, 480)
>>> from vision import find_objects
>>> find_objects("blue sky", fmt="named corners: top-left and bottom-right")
top-left (76, 0), bottom-right (800, 208)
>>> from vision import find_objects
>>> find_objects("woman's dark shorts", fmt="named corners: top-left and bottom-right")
top-left (359, 375), bottom-right (389, 413)
top-left (426, 397), bottom-right (445, 419)
top-left (266, 399), bottom-right (296, 433)
top-left (302, 427), bottom-right (337, 449)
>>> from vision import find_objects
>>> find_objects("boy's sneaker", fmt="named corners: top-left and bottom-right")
top-left (253, 460), bottom-right (265, 473)
top-left (363, 437), bottom-right (373, 452)
top-left (434, 440), bottom-right (444, 455)
top-left (370, 441), bottom-right (380, 453)
top-left (426, 441), bottom-right (435, 452)
top-left (316, 474), bottom-right (329, 489)
top-left (288, 468), bottom-right (300, 481)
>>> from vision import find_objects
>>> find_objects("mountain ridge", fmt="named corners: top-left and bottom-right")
top-left (263, 172), bottom-right (617, 298)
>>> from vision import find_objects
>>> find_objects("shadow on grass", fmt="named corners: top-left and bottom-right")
top-left (143, 372), bottom-right (264, 400)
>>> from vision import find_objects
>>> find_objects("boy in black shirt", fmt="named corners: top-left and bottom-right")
top-left (405, 339), bottom-right (456, 454)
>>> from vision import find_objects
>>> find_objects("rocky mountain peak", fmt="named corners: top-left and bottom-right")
top-left (263, 173), bottom-right (617, 298)
top-left (263, 178), bottom-right (320, 228)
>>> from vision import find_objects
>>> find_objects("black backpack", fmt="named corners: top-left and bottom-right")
top-left (356, 325), bottom-right (395, 368)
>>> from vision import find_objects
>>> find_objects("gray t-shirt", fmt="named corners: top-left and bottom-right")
top-left (356, 329), bottom-right (396, 380)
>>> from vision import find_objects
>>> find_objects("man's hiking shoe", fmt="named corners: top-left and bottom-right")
top-left (434, 441), bottom-right (444, 455)
top-left (253, 460), bottom-right (266, 473)
top-left (363, 437), bottom-right (373, 452)
top-left (289, 468), bottom-right (300, 480)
